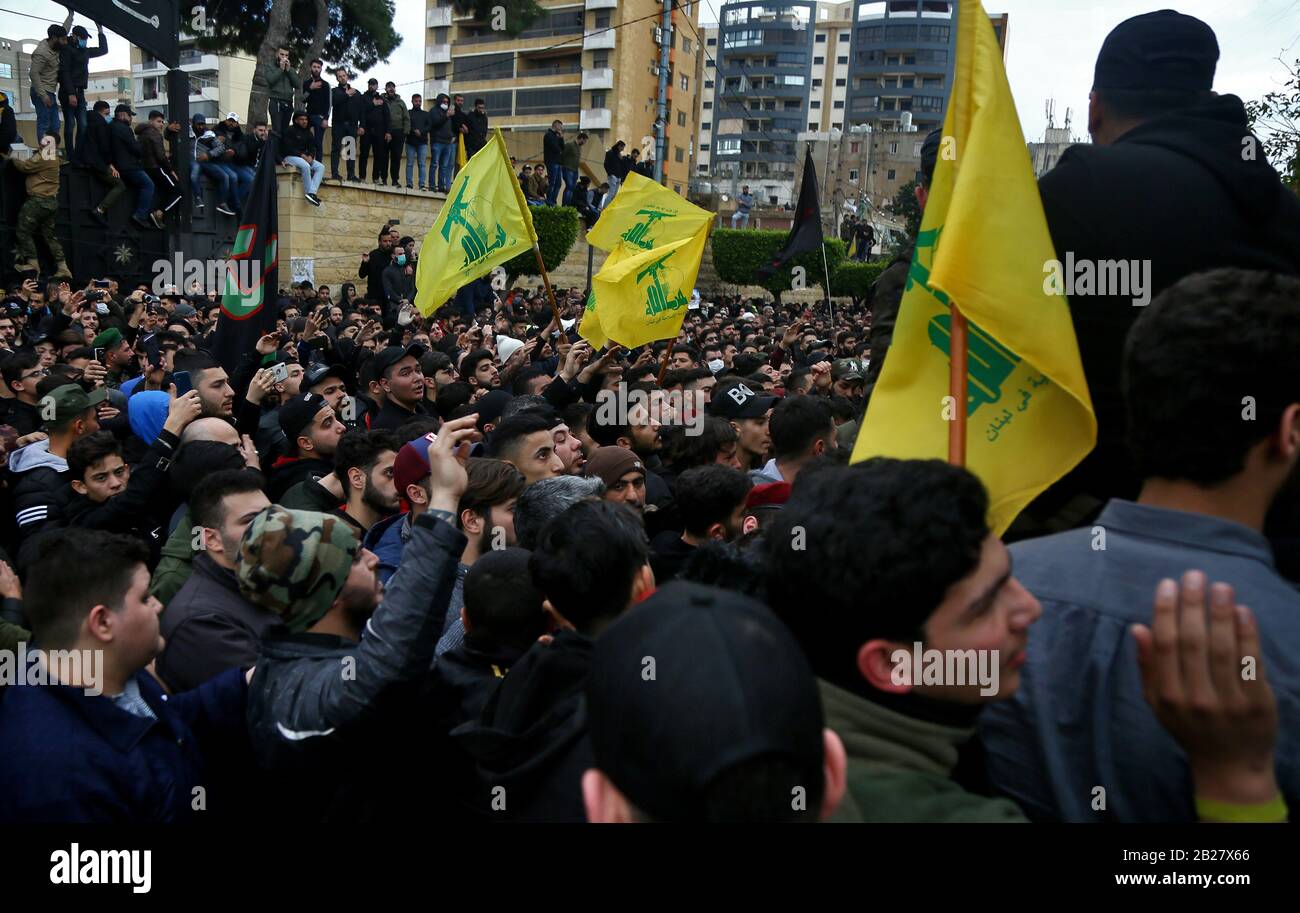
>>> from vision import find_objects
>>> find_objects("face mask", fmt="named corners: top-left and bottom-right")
top-left (79, 39), bottom-right (87, 48)
top-left (707, 359), bottom-right (724, 375)
top-left (440, 103), bottom-right (448, 110)
top-left (395, 254), bottom-right (407, 266)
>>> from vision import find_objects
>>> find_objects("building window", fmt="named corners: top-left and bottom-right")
top-left (707, 36), bottom-right (716, 46)
top-left (835, 78), bottom-right (846, 86)
top-left (452, 52), bottom-right (513, 81)
top-left (593, 54), bottom-right (609, 68)
top-left (837, 55), bottom-right (848, 64)
top-left (702, 101), bottom-right (712, 109)
top-left (591, 91), bottom-right (606, 108)
top-left (849, 169), bottom-right (859, 182)
top-left (680, 74), bottom-right (688, 90)
top-left (675, 147), bottom-right (684, 163)
top-left (815, 33), bottom-right (826, 42)
top-left (705, 79), bottom-right (713, 88)
top-left (683, 38), bottom-right (692, 53)
top-left (813, 56), bottom-right (824, 65)
top-left (701, 122), bottom-right (711, 131)
top-left (810, 100), bottom-right (820, 108)
top-left (888, 142), bottom-right (898, 154)
top-left (833, 100), bottom-right (844, 108)
top-left (812, 78), bottom-right (822, 87)
top-left (677, 110), bottom-right (686, 126)
top-left (808, 121), bottom-right (817, 130)
top-left (515, 87), bottom-right (579, 114)
top-left (0, 62), bottom-right (11, 79)
top-left (783, 99), bottom-right (800, 110)
top-left (887, 169), bottom-right (896, 180)
top-left (831, 121), bottom-right (841, 129)
top-left (594, 13), bottom-right (610, 28)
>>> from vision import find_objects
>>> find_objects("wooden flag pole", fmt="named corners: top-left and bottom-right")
top-left (948, 306), bottom-right (968, 466)
top-left (657, 337), bottom-right (677, 386)
top-left (531, 241), bottom-right (565, 329)
top-left (820, 241), bottom-right (834, 325)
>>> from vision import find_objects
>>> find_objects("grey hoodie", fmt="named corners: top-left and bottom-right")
top-left (8, 439), bottom-right (69, 539)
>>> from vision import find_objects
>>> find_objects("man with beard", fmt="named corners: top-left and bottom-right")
top-left (370, 344), bottom-right (429, 431)
top-left (649, 464), bottom-right (751, 584)
top-left (460, 348), bottom-right (500, 392)
top-left (173, 351), bottom-right (235, 420)
top-left (239, 415), bottom-right (477, 820)
top-left (155, 469), bottom-right (272, 692)
top-left (583, 446), bottom-right (646, 521)
top-left (751, 395), bottom-right (836, 486)
top-left (266, 393), bottom-right (346, 502)
top-left (334, 429), bottom-right (401, 534)
top-left (707, 379), bottom-right (775, 473)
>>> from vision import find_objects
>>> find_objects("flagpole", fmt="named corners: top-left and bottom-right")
top-left (820, 242), bottom-right (834, 326)
top-left (531, 242), bottom-right (565, 328)
top-left (657, 338), bottom-right (677, 386)
top-left (948, 307), bottom-right (968, 466)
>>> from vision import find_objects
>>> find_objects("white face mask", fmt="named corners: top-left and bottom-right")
top-left (440, 103), bottom-right (448, 110)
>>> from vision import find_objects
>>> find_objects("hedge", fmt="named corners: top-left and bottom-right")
top-left (710, 228), bottom-right (846, 302)
top-left (502, 205), bottom-right (580, 282)
top-left (832, 260), bottom-right (890, 300)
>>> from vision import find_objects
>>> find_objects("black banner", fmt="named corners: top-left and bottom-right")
top-left (758, 148), bottom-right (824, 278)
top-left (68, 0), bottom-right (180, 68)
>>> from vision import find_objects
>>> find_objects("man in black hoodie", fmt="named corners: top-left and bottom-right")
top-left (1027, 9), bottom-right (1300, 529)
top-left (359, 82), bottom-right (390, 185)
top-left (452, 499), bottom-right (654, 822)
top-left (303, 58), bottom-right (330, 159)
top-left (266, 393), bottom-right (345, 502)
top-left (464, 97), bottom-right (489, 158)
top-left (330, 67), bottom-right (363, 182)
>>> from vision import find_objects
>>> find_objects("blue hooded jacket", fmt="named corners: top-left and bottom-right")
top-left (128, 391), bottom-right (169, 446)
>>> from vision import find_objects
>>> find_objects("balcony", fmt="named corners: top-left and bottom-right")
top-left (583, 28), bottom-right (616, 50)
top-left (426, 6), bottom-right (453, 28)
top-left (586, 0), bottom-right (619, 7)
top-left (581, 67), bottom-right (614, 90)
top-left (518, 64), bottom-right (583, 79)
top-left (580, 108), bottom-right (611, 130)
top-left (426, 44), bottom-right (451, 65)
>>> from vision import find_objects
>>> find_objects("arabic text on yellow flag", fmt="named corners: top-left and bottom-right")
top-left (415, 129), bottom-right (537, 317)
top-left (850, 0), bottom-right (1095, 535)
top-left (579, 173), bottom-right (712, 348)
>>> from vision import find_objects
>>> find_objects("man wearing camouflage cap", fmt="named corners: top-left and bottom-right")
top-left (240, 416), bottom-right (478, 819)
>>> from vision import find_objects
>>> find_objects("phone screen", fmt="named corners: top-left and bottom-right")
top-left (173, 371), bottom-right (193, 396)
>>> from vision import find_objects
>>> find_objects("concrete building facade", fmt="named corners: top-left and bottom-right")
top-left (0, 36), bottom-right (35, 117)
top-left (130, 34), bottom-right (254, 124)
top-left (423, 0), bottom-right (701, 195)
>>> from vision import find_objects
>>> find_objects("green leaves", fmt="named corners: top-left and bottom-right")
top-left (710, 229), bottom-right (845, 300)
top-left (501, 205), bottom-right (580, 282)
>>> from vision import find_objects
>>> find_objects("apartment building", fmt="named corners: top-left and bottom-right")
top-left (130, 34), bottom-right (253, 123)
top-left (84, 69), bottom-right (134, 110)
top-left (423, 0), bottom-right (701, 195)
top-left (0, 36), bottom-right (34, 117)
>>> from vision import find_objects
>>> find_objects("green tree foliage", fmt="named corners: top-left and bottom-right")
top-left (833, 260), bottom-right (889, 302)
top-left (502, 206), bottom-right (580, 282)
top-left (1245, 58), bottom-right (1299, 191)
top-left (193, 0), bottom-right (401, 73)
top-left (891, 179), bottom-right (922, 243)
top-left (450, 1), bottom-right (546, 37)
top-left (710, 229), bottom-right (845, 303)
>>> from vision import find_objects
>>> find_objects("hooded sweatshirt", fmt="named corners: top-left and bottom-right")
top-left (8, 439), bottom-right (68, 538)
top-left (128, 390), bottom-right (170, 445)
top-left (1037, 94), bottom-right (1300, 505)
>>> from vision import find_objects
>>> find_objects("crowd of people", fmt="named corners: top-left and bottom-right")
top-left (0, 8), bottom-right (1296, 826)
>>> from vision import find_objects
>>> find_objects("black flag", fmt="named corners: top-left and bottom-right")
top-left (758, 149), bottom-right (824, 278)
top-left (211, 134), bottom-right (280, 372)
top-left (66, 0), bottom-right (179, 68)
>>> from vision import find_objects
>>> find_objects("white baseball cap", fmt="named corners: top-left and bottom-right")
top-left (226, 111), bottom-right (240, 122)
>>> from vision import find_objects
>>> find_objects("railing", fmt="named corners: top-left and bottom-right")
top-left (457, 26), bottom-right (584, 46)
top-left (517, 65), bottom-right (583, 78)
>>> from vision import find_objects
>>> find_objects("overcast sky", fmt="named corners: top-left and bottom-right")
top-left (2, 0), bottom-right (1297, 140)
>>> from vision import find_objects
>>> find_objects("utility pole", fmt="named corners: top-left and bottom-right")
top-left (654, 0), bottom-right (671, 183)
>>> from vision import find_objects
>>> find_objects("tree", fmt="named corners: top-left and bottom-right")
top-left (1246, 57), bottom-right (1299, 192)
top-left (191, 0), bottom-right (402, 123)
top-left (502, 206), bottom-right (580, 282)
top-left (711, 230), bottom-right (845, 305)
top-left (449, 0), bottom-right (545, 36)
top-left (891, 179), bottom-right (922, 243)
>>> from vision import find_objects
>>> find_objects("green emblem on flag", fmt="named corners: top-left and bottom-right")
top-left (222, 225), bottom-right (277, 318)
top-left (620, 208), bottom-right (675, 251)
top-left (638, 251), bottom-right (688, 318)
top-left (442, 179), bottom-right (509, 269)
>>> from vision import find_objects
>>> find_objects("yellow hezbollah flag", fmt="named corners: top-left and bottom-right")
top-left (579, 173), bottom-right (712, 348)
top-left (850, 0), bottom-right (1095, 535)
top-left (456, 133), bottom-right (467, 169)
top-left (415, 129), bottom-right (537, 317)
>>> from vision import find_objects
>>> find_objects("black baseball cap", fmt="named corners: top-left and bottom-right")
top-left (278, 392), bottom-right (331, 440)
top-left (1093, 10), bottom-right (1218, 93)
top-left (114, 103), bottom-right (135, 116)
top-left (586, 581), bottom-right (826, 822)
top-left (372, 344), bottom-right (426, 378)
top-left (708, 381), bottom-right (777, 419)
top-left (304, 362), bottom-right (348, 390)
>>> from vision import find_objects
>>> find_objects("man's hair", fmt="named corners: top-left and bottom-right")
top-left (460, 348), bottom-right (495, 382)
top-left (1095, 87), bottom-right (1213, 123)
top-left (67, 431), bottom-right (122, 483)
top-left (474, 98), bottom-right (485, 106)
top-left (770, 395), bottom-right (834, 460)
top-left (673, 344), bottom-right (701, 365)
top-left (457, 458), bottom-right (526, 521)
top-left (513, 475), bottom-right (604, 549)
top-left (463, 547), bottom-right (549, 650)
top-left (190, 468), bottom-right (266, 531)
top-left (64, 346), bottom-right (94, 363)
top-left (661, 416), bottom-right (737, 473)
top-left (2, 351), bottom-right (38, 392)
top-left (47, 24), bottom-right (66, 39)
top-left (586, 399), bottom-right (630, 447)
top-left (395, 415), bottom-right (442, 443)
top-left (675, 464), bottom-right (752, 537)
top-left (530, 499), bottom-right (648, 631)
top-left (485, 412), bottom-right (553, 461)
top-left (23, 529), bottom-right (148, 649)
top-left (1124, 268), bottom-right (1300, 485)
top-left (509, 364), bottom-right (550, 396)
top-left (764, 459), bottom-right (989, 694)
top-left (826, 394), bottom-right (856, 423)
top-left (435, 380), bottom-right (474, 419)
top-left (334, 429), bottom-right (400, 487)
top-left (629, 754), bottom-right (821, 824)
top-left (172, 349), bottom-right (222, 384)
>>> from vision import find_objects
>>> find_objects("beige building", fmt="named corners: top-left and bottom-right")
top-left (423, 0), bottom-right (701, 195)
top-left (84, 69), bottom-right (134, 110)
top-left (0, 36), bottom-right (35, 118)
top-left (130, 34), bottom-right (254, 124)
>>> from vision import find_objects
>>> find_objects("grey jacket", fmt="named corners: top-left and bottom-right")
top-left (258, 61), bottom-right (301, 105)
top-left (246, 512), bottom-right (465, 772)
